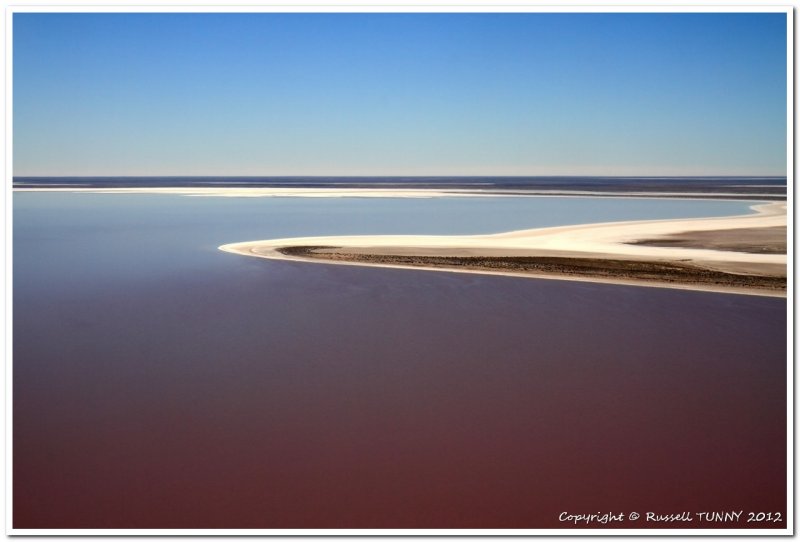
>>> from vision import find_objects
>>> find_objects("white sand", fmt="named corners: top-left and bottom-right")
top-left (221, 202), bottom-right (785, 264)
top-left (219, 202), bottom-right (786, 296)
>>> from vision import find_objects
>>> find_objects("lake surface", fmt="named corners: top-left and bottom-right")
top-left (13, 193), bottom-right (787, 530)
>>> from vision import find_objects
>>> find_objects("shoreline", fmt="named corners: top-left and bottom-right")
top-left (12, 186), bottom-right (786, 201)
top-left (219, 201), bottom-right (787, 297)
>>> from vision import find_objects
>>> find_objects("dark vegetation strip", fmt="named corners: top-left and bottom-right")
top-left (631, 239), bottom-right (786, 254)
top-left (277, 246), bottom-right (786, 291)
top-left (629, 226), bottom-right (787, 255)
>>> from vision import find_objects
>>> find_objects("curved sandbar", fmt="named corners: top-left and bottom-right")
top-left (220, 202), bottom-right (787, 296)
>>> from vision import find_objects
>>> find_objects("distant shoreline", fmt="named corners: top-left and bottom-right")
top-left (13, 175), bottom-right (787, 200)
top-left (12, 186), bottom-right (787, 201)
top-left (219, 201), bottom-right (787, 297)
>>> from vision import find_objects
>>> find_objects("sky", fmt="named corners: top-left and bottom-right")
top-left (13, 12), bottom-right (788, 177)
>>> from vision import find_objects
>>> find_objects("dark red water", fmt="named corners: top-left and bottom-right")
top-left (14, 261), bottom-right (787, 529)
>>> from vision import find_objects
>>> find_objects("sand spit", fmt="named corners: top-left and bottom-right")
top-left (219, 202), bottom-right (787, 297)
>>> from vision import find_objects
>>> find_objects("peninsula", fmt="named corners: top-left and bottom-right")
top-left (220, 202), bottom-right (787, 297)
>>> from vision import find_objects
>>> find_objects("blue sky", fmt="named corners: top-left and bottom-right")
top-left (13, 12), bottom-right (788, 176)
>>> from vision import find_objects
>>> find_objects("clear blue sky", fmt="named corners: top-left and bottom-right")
top-left (13, 12), bottom-right (788, 177)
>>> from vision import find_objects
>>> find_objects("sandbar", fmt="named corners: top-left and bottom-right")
top-left (219, 202), bottom-right (787, 296)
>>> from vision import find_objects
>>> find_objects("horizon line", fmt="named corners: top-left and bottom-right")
top-left (12, 174), bottom-right (789, 179)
